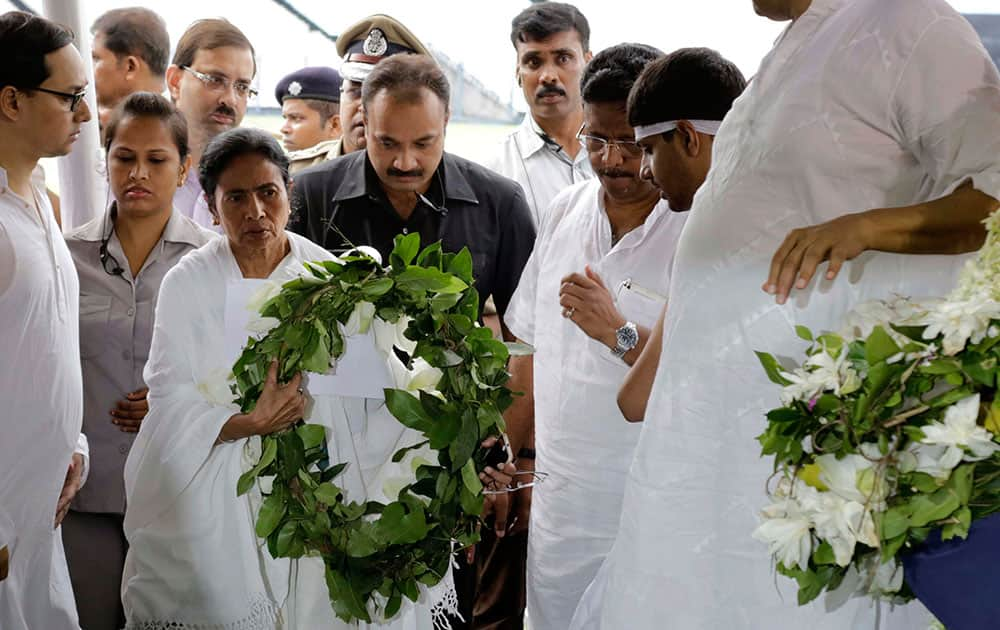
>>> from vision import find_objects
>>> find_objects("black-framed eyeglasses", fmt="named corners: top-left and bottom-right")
top-left (32, 86), bottom-right (87, 112)
top-left (180, 65), bottom-right (258, 99)
top-left (576, 125), bottom-right (643, 159)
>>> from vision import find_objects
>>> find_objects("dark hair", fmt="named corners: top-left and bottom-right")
top-left (102, 92), bottom-right (189, 160)
top-left (199, 128), bottom-right (289, 207)
top-left (92, 8), bottom-right (170, 77)
top-left (172, 18), bottom-right (256, 76)
top-left (301, 98), bottom-right (338, 127)
top-left (581, 43), bottom-right (663, 105)
top-left (0, 11), bottom-right (74, 90)
top-left (361, 54), bottom-right (450, 113)
top-left (628, 47), bottom-right (747, 129)
top-left (510, 2), bottom-right (590, 52)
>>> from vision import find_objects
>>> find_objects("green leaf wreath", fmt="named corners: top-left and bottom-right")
top-left (230, 234), bottom-right (518, 623)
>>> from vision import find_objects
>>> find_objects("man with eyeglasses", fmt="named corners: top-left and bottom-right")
top-left (502, 43), bottom-right (688, 630)
top-left (483, 2), bottom-right (594, 227)
top-left (0, 11), bottom-right (93, 629)
top-left (166, 18), bottom-right (256, 229)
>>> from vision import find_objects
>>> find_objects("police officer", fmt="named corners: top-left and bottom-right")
top-left (276, 66), bottom-right (343, 174)
top-left (336, 14), bottom-right (432, 155)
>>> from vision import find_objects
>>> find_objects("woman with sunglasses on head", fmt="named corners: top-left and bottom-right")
top-left (62, 91), bottom-right (213, 630)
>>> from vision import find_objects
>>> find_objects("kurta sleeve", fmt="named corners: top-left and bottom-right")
top-left (891, 15), bottom-right (1000, 200)
top-left (123, 261), bottom-right (240, 530)
top-left (504, 187), bottom-right (576, 344)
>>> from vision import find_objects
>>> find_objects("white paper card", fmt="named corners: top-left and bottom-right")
top-left (224, 279), bottom-right (393, 400)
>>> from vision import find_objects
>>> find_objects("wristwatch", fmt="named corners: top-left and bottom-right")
top-left (611, 321), bottom-right (639, 359)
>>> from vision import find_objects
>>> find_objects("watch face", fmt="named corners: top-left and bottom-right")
top-left (617, 323), bottom-right (639, 349)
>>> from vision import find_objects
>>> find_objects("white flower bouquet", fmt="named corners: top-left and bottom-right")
top-left (754, 213), bottom-right (1000, 627)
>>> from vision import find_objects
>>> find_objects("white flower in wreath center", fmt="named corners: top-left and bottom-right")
top-left (373, 315), bottom-right (418, 357)
top-left (918, 296), bottom-right (1000, 355)
top-left (245, 280), bottom-right (284, 334)
top-left (343, 301), bottom-right (376, 336)
top-left (920, 394), bottom-right (1000, 461)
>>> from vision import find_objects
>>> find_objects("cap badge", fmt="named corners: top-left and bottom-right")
top-left (363, 27), bottom-right (388, 57)
top-left (288, 81), bottom-right (302, 96)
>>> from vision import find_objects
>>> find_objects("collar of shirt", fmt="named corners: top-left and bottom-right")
top-left (72, 206), bottom-right (207, 249)
top-left (516, 114), bottom-right (588, 170)
top-left (330, 151), bottom-right (480, 209)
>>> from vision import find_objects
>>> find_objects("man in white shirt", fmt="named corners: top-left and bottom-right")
top-left (503, 43), bottom-right (688, 630)
top-left (574, 1), bottom-right (1000, 629)
top-left (483, 2), bottom-right (594, 226)
top-left (167, 19), bottom-right (255, 229)
top-left (0, 11), bottom-right (92, 629)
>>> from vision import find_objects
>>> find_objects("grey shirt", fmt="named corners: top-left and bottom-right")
top-left (65, 209), bottom-right (213, 514)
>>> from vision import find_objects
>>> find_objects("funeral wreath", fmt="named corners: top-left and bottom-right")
top-left (754, 211), bottom-right (1000, 613)
top-left (230, 234), bottom-right (522, 623)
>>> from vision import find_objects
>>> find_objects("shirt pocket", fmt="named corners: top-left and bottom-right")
top-left (79, 294), bottom-right (113, 359)
top-left (615, 283), bottom-right (666, 330)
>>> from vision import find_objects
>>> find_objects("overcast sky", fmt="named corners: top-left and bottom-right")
top-left (4, 0), bottom-right (999, 111)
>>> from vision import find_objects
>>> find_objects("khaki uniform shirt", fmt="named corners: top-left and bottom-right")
top-left (65, 209), bottom-right (214, 514)
top-left (288, 138), bottom-right (344, 175)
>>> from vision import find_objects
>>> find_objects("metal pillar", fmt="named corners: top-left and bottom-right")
top-left (43, 0), bottom-right (102, 231)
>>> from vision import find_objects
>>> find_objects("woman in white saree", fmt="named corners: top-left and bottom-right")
top-left (122, 129), bottom-right (439, 629)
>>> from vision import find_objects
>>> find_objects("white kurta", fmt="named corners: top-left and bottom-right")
top-left (0, 168), bottom-right (82, 629)
top-left (122, 233), bottom-right (437, 629)
top-left (505, 180), bottom-right (686, 630)
top-left (572, 1), bottom-right (1000, 629)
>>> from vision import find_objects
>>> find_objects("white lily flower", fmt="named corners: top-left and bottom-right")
top-left (779, 367), bottom-right (827, 405)
top-left (197, 367), bottom-right (237, 407)
top-left (816, 452), bottom-right (887, 507)
top-left (387, 355), bottom-right (443, 395)
top-left (245, 279), bottom-right (284, 314)
top-left (901, 442), bottom-right (964, 480)
top-left (811, 492), bottom-right (878, 566)
top-left (345, 245), bottom-right (383, 265)
top-left (753, 493), bottom-right (814, 572)
top-left (919, 297), bottom-right (1000, 355)
top-left (245, 316), bottom-right (281, 335)
top-left (380, 442), bottom-right (437, 502)
top-left (920, 394), bottom-right (1000, 461)
top-left (343, 301), bottom-right (376, 336)
top-left (373, 316), bottom-right (418, 356)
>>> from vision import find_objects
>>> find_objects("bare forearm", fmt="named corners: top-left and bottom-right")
top-left (863, 181), bottom-right (997, 255)
top-left (618, 307), bottom-right (665, 422)
top-left (216, 413), bottom-right (257, 445)
top-left (504, 353), bottom-right (535, 454)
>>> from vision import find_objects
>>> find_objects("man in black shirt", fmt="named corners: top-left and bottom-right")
top-left (290, 54), bottom-right (535, 323)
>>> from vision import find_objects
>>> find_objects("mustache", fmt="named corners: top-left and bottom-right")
top-left (213, 104), bottom-right (237, 119)
top-left (387, 167), bottom-right (424, 178)
top-left (535, 84), bottom-right (566, 100)
top-left (598, 169), bottom-right (633, 179)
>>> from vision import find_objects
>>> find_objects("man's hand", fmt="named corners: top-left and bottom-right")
top-left (763, 213), bottom-right (870, 305)
top-left (559, 266), bottom-right (625, 349)
top-left (54, 453), bottom-right (84, 528)
top-left (112, 387), bottom-right (149, 433)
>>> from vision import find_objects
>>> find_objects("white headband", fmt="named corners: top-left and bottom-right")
top-left (633, 119), bottom-right (722, 141)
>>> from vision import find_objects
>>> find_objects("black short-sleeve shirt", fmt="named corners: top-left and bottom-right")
top-left (289, 150), bottom-right (536, 317)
